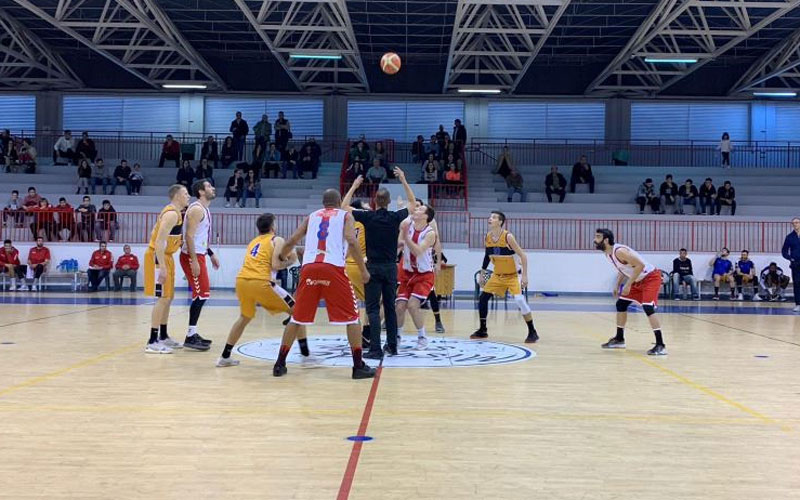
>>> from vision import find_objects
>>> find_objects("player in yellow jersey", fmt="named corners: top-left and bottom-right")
top-left (470, 210), bottom-right (539, 343)
top-left (343, 198), bottom-right (372, 344)
top-left (144, 184), bottom-right (191, 354)
top-left (216, 213), bottom-right (312, 367)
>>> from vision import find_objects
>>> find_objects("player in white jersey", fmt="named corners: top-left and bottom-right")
top-left (178, 179), bottom-right (220, 351)
top-left (272, 189), bottom-right (375, 379)
top-left (594, 228), bottom-right (667, 355)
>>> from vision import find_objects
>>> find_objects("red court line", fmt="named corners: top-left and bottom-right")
top-left (337, 365), bottom-right (384, 500)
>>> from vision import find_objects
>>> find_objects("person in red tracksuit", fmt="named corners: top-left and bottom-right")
top-left (0, 239), bottom-right (26, 291)
top-left (24, 236), bottom-right (50, 291)
top-left (87, 241), bottom-right (113, 292)
top-left (113, 245), bottom-right (139, 292)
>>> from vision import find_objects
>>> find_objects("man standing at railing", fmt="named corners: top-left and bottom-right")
top-left (230, 111), bottom-right (249, 162)
top-left (781, 217), bottom-right (800, 313)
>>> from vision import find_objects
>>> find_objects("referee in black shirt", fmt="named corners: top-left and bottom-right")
top-left (344, 167), bottom-right (416, 358)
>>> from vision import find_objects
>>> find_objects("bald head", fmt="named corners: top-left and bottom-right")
top-left (322, 189), bottom-right (341, 207)
top-left (375, 188), bottom-right (391, 208)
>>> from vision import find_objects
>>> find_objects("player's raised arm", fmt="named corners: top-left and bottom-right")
top-left (506, 232), bottom-right (529, 287)
top-left (281, 216), bottom-right (308, 259)
top-left (271, 236), bottom-right (296, 270)
top-left (341, 175), bottom-right (364, 209)
top-left (393, 166), bottom-right (415, 209)
top-left (403, 229), bottom-right (436, 257)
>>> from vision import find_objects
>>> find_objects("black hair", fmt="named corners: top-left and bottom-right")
top-left (11, 190), bottom-right (18, 195)
top-left (666, 174), bottom-right (673, 179)
top-left (256, 213), bottom-right (275, 234)
top-left (724, 180), bottom-right (731, 185)
top-left (99, 240), bottom-right (107, 246)
top-left (705, 177), bottom-right (712, 182)
top-left (59, 197), bottom-right (66, 202)
top-left (350, 199), bottom-right (365, 210)
top-left (3, 239), bottom-right (11, 245)
top-left (680, 248), bottom-right (687, 252)
top-left (742, 249), bottom-right (749, 254)
top-left (491, 210), bottom-right (506, 226)
top-left (27, 186), bottom-right (35, 192)
top-left (191, 179), bottom-right (209, 198)
top-left (596, 228), bottom-right (615, 245)
top-left (423, 204), bottom-right (435, 223)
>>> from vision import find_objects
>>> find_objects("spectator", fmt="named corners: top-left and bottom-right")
top-left (2, 139), bottom-right (18, 172)
top-left (0, 129), bottom-right (11, 163)
top-left (195, 158), bottom-right (214, 186)
top-left (412, 135), bottom-right (426, 163)
top-left (445, 139), bottom-right (459, 163)
top-left (241, 169), bottom-right (262, 208)
top-left (350, 141), bottom-right (370, 166)
top-left (113, 244), bottom-right (139, 292)
top-left (421, 160), bottom-right (438, 183)
top-left (76, 132), bottom-right (97, 163)
top-left (719, 132), bottom-right (732, 168)
top-left (281, 146), bottom-right (299, 179)
top-left (229, 111), bottom-right (249, 161)
top-left (224, 169), bottom-right (244, 208)
top-left (274, 111), bottom-right (291, 152)
top-left (253, 114), bottom-right (272, 149)
top-left (716, 180), bottom-right (736, 216)
top-left (250, 142), bottom-right (265, 172)
top-left (635, 178), bottom-right (659, 214)
top-left (428, 135), bottom-right (439, 160)
top-left (453, 118), bottom-right (467, 148)
top-left (506, 167), bottom-right (526, 203)
top-left (55, 197), bottom-right (74, 241)
top-left (373, 141), bottom-right (388, 168)
top-left (53, 130), bottom-right (77, 165)
top-left (421, 153), bottom-right (440, 181)
top-left (91, 158), bottom-right (109, 195)
top-left (220, 136), bottom-right (235, 169)
top-left (671, 248), bottom-right (698, 300)
top-left (659, 174), bottom-right (678, 214)
top-left (18, 138), bottom-right (37, 173)
top-left (129, 163), bottom-right (144, 196)
top-left (570, 155), bottom-right (595, 193)
top-left (201, 135), bottom-right (219, 169)
top-left (366, 159), bottom-right (388, 185)
top-left (157, 134), bottom-right (180, 168)
top-left (734, 250), bottom-right (756, 300)
top-left (95, 200), bottom-right (118, 242)
top-left (445, 164), bottom-right (462, 183)
top-left (677, 178), bottom-right (699, 215)
top-left (23, 186), bottom-right (41, 209)
top-left (111, 159), bottom-right (131, 195)
top-left (781, 217), bottom-right (800, 313)
top-left (353, 134), bottom-right (370, 153)
top-left (76, 159), bottom-right (92, 194)
top-left (345, 159), bottom-right (365, 182)
top-left (299, 140), bottom-right (321, 179)
top-left (709, 247), bottom-right (735, 301)
top-left (0, 239), bottom-right (25, 291)
top-left (176, 160), bottom-right (195, 189)
top-left (758, 262), bottom-right (790, 302)
top-left (25, 236), bottom-right (50, 291)
top-left (435, 125), bottom-right (449, 157)
top-left (699, 178), bottom-right (716, 215)
top-left (444, 153), bottom-right (459, 174)
top-left (74, 196), bottom-right (96, 242)
top-left (545, 165), bottom-right (567, 203)
top-left (87, 241), bottom-right (113, 292)
top-left (263, 142), bottom-right (281, 178)
top-left (29, 198), bottom-right (56, 241)
top-left (3, 190), bottom-right (23, 227)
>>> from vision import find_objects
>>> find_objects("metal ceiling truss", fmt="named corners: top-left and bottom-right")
top-left (443, 0), bottom-right (571, 93)
top-left (0, 8), bottom-right (82, 89)
top-left (586, 0), bottom-right (800, 97)
top-left (235, 0), bottom-right (369, 93)
top-left (730, 24), bottom-right (800, 93)
top-left (11, 0), bottom-right (227, 90)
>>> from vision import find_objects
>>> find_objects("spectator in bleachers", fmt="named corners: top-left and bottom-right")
top-left (263, 143), bottom-right (281, 178)
top-left (353, 134), bottom-right (370, 152)
top-left (281, 146), bottom-right (299, 179)
top-left (436, 125), bottom-right (449, 157)
top-left (677, 178), bottom-right (699, 215)
top-left (716, 180), bottom-right (736, 216)
top-left (53, 130), bottom-right (77, 165)
top-left (176, 160), bottom-right (195, 190)
top-left (671, 248), bottom-right (698, 300)
top-left (372, 141), bottom-right (387, 169)
top-left (3, 190), bottom-right (23, 227)
top-left (734, 250), bottom-right (756, 300)
top-left (366, 159), bottom-right (388, 185)
top-left (2, 139), bottom-right (19, 172)
top-left (91, 158), bottom-right (110, 195)
top-left (453, 118), bottom-right (467, 148)
top-left (55, 197), bottom-right (74, 241)
top-left (129, 164), bottom-right (144, 196)
top-left (251, 142), bottom-right (265, 171)
top-left (421, 153), bottom-right (440, 181)
top-left (345, 158), bottom-right (365, 182)
top-left (224, 169), bottom-right (244, 208)
top-left (545, 166), bottom-right (567, 203)
top-left (422, 161), bottom-right (438, 183)
top-left (74, 195), bottom-right (96, 242)
top-left (506, 167), bottom-right (526, 203)
top-left (635, 178), bottom-right (659, 214)
top-left (659, 174), bottom-right (678, 214)
top-left (709, 247), bottom-right (735, 301)
top-left (18, 138), bottom-right (37, 173)
top-left (412, 135), bottom-right (426, 163)
top-left (494, 146), bottom-right (513, 179)
top-left (0, 239), bottom-right (25, 291)
top-left (23, 187), bottom-right (41, 209)
top-left (445, 164), bottom-right (462, 183)
top-left (719, 132), bottom-right (732, 168)
top-left (87, 241), bottom-right (113, 292)
top-left (111, 159), bottom-right (131, 195)
top-left (195, 158), bottom-right (214, 186)
top-left (230, 111), bottom-right (249, 161)
top-left (95, 200), bottom-right (118, 242)
top-left (29, 198), bottom-right (56, 241)
top-left (781, 217), bottom-right (800, 312)
top-left (0, 129), bottom-right (11, 162)
top-left (699, 177), bottom-right (716, 215)
top-left (76, 159), bottom-right (92, 194)
top-left (76, 132), bottom-right (97, 163)
top-left (220, 136), bottom-right (235, 169)
top-left (758, 262), bottom-right (790, 302)
top-left (24, 236), bottom-right (50, 291)
top-left (300, 139), bottom-right (321, 179)
top-left (201, 135), bottom-right (219, 169)
top-left (444, 153), bottom-right (458, 176)
top-left (157, 134), bottom-right (180, 169)
top-left (428, 135), bottom-right (439, 160)
top-left (254, 114), bottom-right (272, 149)
top-left (350, 141), bottom-right (370, 167)
top-left (274, 111), bottom-right (291, 152)
top-left (113, 244), bottom-right (139, 292)
top-left (570, 155), bottom-right (595, 194)
top-left (242, 169), bottom-right (262, 208)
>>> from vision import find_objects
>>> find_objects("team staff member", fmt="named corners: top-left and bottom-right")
top-left (782, 217), bottom-right (800, 313)
top-left (25, 236), bottom-right (50, 291)
top-left (0, 239), bottom-right (25, 291)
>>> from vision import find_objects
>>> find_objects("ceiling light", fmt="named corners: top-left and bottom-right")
top-left (457, 88), bottom-right (502, 94)
top-left (289, 53), bottom-right (342, 60)
top-left (162, 83), bottom-right (207, 89)
top-left (644, 57), bottom-right (698, 64)
top-left (753, 91), bottom-right (797, 97)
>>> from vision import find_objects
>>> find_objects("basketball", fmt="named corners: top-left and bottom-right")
top-left (380, 52), bottom-right (401, 75)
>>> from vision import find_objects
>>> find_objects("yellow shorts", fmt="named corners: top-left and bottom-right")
top-left (236, 278), bottom-right (294, 319)
top-left (484, 273), bottom-right (521, 297)
top-left (144, 248), bottom-right (175, 299)
top-left (345, 262), bottom-right (365, 301)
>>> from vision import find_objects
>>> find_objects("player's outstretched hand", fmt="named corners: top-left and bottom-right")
top-left (393, 166), bottom-right (406, 182)
top-left (353, 175), bottom-right (364, 188)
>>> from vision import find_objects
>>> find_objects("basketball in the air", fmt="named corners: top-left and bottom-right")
top-left (380, 52), bottom-right (401, 75)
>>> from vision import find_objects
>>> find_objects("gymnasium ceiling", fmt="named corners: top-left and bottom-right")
top-left (3, 0), bottom-right (800, 97)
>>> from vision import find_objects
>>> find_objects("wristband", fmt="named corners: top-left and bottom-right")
top-left (206, 248), bottom-right (214, 257)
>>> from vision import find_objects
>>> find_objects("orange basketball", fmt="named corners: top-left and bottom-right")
top-left (380, 52), bottom-right (401, 75)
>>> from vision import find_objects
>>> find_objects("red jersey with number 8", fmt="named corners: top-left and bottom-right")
top-left (301, 208), bottom-right (348, 268)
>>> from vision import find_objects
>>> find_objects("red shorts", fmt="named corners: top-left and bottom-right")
top-left (179, 253), bottom-right (210, 300)
top-left (621, 270), bottom-right (661, 306)
top-left (291, 263), bottom-right (359, 325)
top-left (397, 271), bottom-right (435, 302)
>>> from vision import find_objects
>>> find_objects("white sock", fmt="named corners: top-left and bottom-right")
top-left (397, 326), bottom-right (404, 336)
top-left (187, 326), bottom-right (197, 337)
top-left (11, 278), bottom-right (16, 287)
top-left (418, 326), bottom-right (427, 338)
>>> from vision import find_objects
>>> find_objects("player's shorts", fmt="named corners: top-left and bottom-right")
top-left (144, 248), bottom-right (175, 299)
top-left (291, 263), bottom-right (359, 325)
top-left (236, 278), bottom-right (294, 319)
top-left (484, 272), bottom-right (521, 297)
top-left (621, 270), bottom-right (661, 306)
top-left (713, 272), bottom-right (733, 280)
top-left (737, 274), bottom-right (755, 283)
top-left (397, 271), bottom-right (435, 302)
top-left (179, 252), bottom-right (210, 300)
top-left (345, 262), bottom-right (365, 301)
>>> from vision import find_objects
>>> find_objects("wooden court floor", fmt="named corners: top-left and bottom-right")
top-left (0, 292), bottom-right (799, 500)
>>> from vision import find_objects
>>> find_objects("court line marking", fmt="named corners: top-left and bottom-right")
top-left (337, 364), bottom-right (383, 500)
top-left (0, 304), bottom-right (117, 329)
top-left (677, 313), bottom-right (800, 348)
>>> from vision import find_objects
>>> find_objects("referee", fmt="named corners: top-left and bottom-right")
top-left (344, 167), bottom-right (416, 359)
top-left (781, 217), bottom-right (800, 313)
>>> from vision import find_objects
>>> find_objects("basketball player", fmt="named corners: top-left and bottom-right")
top-left (144, 184), bottom-right (191, 353)
top-left (342, 197), bottom-right (372, 345)
top-left (179, 179), bottom-right (219, 351)
top-left (216, 213), bottom-right (309, 367)
top-left (594, 228), bottom-right (667, 355)
top-left (395, 203), bottom-right (437, 350)
top-left (471, 211), bottom-right (538, 343)
top-left (273, 189), bottom-right (375, 379)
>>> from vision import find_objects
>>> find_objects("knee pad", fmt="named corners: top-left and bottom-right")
top-left (513, 294), bottom-right (531, 315)
top-left (642, 304), bottom-right (656, 316)
top-left (615, 299), bottom-right (632, 312)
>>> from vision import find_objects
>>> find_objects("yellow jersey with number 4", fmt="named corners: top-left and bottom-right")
top-left (238, 233), bottom-right (276, 281)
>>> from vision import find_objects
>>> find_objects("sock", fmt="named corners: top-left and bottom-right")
top-left (654, 329), bottom-right (664, 346)
top-left (276, 344), bottom-right (290, 366)
top-left (428, 291), bottom-right (440, 315)
top-left (361, 324), bottom-right (370, 338)
top-left (737, 287), bottom-right (742, 294)
top-left (433, 312), bottom-right (442, 323)
top-left (222, 343), bottom-right (234, 359)
top-left (298, 338), bottom-right (310, 356)
top-left (159, 324), bottom-right (168, 340)
top-left (714, 286), bottom-right (719, 295)
top-left (479, 318), bottom-right (487, 330)
top-left (187, 326), bottom-right (197, 338)
top-left (188, 298), bottom-right (206, 330)
top-left (616, 326), bottom-right (625, 341)
top-left (526, 319), bottom-right (536, 333)
top-left (149, 327), bottom-right (158, 344)
top-left (398, 326), bottom-right (404, 337)
top-left (351, 346), bottom-right (363, 367)
top-left (478, 292), bottom-right (490, 331)
top-left (418, 326), bottom-right (427, 338)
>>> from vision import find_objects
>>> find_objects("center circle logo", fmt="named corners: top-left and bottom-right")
top-left (235, 335), bottom-right (535, 368)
